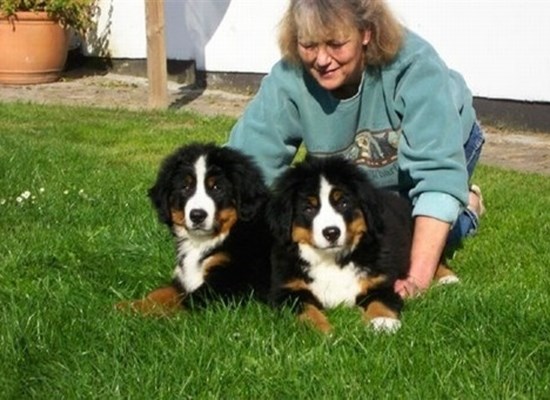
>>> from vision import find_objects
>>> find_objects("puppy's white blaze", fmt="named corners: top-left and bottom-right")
top-left (174, 233), bottom-right (228, 293)
top-left (299, 243), bottom-right (363, 308)
top-left (185, 156), bottom-right (216, 232)
top-left (312, 177), bottom-right (346, 249)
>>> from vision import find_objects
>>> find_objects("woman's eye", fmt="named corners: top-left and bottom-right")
top-left (299, 42), bottom-right (316, 51)
top-left (327, 39), bottom-right (349, 51)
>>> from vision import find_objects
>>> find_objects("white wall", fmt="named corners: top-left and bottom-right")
top-left (388, 0), bottom-right (550, 102)
top-left (89, 0), bottom-right (550, 102)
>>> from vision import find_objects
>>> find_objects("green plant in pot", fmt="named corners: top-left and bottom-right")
top-left (0, 0), bottom-right (97, 84)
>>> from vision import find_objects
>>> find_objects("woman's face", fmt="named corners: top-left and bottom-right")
top-left (297, 28), bottom-right (371, 95)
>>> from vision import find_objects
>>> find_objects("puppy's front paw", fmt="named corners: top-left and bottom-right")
top-left (115, 298), bottom-right (177, 316)
top-left (370, 317), bottom-right (401, 334)
top-left (437, 275), bottom-right (460, 285)
top-left (115, 286), bottom-right (184, 316)
top-left (434, 264), bottom-right (460, 286)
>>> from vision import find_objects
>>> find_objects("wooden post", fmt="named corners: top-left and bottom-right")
top-left (144, 0), bottom-right (168, 109)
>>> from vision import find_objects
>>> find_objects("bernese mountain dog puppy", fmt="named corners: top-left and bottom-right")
top-left (118, 143), bottom-right (272, 315)
top-left (267, 156), bottom-right (413, 334)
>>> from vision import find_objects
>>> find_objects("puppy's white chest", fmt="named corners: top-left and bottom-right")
top-left (173, 234), bottom-right (226, 293)
top-left (309, 262), bottom-right (362, 308)
top-left (175, 248), bottom-right (205, 292)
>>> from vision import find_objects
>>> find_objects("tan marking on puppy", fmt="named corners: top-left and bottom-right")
top-left (307, 196), bottom-right (319, 208)
top-left (292, 224), bottom-right (313, 244)
top-left (434, 263), bottom-right (456, 280)
top-left (330, 189), bottom-right (343, 203)
top-left (298, 304), bottom-right (332, 334)
top-left (282, 280), bottom-right (332, 333)
top-left (358, 275), bottom-right (388, 296)
top-left (362, 300), bottom-right (399, 322)
top-left (202, 252), bottom-right (231, 276)
top-left (283, 279), bottom-right (310, 292)
top-left (183, 174), bottom-right (194, 186)
top-left (171, 209), bottom-right (185, 226)
top-left (116, 286), bottom-right (184, 316)
top-left (346, 211), bottom-right (367, 247)
top-left (217, 207), bottom-right (238, 235)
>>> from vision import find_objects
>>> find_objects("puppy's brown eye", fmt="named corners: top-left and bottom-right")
top-left (304, 205), bottom-right (316, 215)
top-left (182, 176), bottom-right (194, 193)
top-left (335, 198), bottom-right (351, 213)
top-left (206, 176), bottom-right (223, 192)
top-left (304, 196), bottom-right (318, 216)
top-left (182, 181), bottom-right (194, 193)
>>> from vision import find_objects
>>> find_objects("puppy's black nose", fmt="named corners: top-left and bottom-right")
top-left (189, 209), bottom-right (207, 224)
top-left (322, 226), bottom-right (341, 243)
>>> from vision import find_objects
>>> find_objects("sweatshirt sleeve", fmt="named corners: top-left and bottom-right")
top-left (226, 62), bottom-right (303, 186)
top-left (392, 43), bottom-right (470, 224)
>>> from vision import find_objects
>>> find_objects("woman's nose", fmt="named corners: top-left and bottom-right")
top-left (314, 45), bottom-right (332, 67)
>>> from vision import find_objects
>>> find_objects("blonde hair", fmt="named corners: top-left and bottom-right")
top-left (278, 0), bottom-right (404, 67)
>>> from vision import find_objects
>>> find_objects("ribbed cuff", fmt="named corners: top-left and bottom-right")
top-left (412, 192), bottom-right (462, 223)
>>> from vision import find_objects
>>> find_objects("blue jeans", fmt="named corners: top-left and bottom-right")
top-left (446, 122), bottom-right (485, 247)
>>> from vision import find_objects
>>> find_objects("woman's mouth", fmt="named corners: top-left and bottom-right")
top-left (316, 68), bottom-right (340, 81)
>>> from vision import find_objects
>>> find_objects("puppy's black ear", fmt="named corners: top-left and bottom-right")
top-left (148, 154), bottom-right (180, 226)
top-left (267, 171), bottom-right (296, 243)
top-left (355, 177), bottom-right (386, 235)
top-left (148, 179), bottom-right (174, 226)
top-left (235, 170), bottom-right (269, 221)
top-left (219, 147), bottom-right (269, 221)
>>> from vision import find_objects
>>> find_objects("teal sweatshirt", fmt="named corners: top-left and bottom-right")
top-left (228, 30), bottom-right (476, 224)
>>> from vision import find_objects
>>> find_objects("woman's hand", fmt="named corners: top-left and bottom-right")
top-left (395, 216), bottom-right (451, 299)
top-left (395, 276), bottom-right (422, 298)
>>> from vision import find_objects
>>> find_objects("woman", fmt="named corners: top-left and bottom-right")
top-left (227, 0), bottom-right (485, 298)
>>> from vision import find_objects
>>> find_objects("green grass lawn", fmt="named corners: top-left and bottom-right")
top-left (1, 103), bottom-right (549, 399)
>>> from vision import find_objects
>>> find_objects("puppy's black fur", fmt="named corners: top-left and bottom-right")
top-left (119, 143), bottom-right (272, 314)
top-left (267, 156), bottom-right (412, 333)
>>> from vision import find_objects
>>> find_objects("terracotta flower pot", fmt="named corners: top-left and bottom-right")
top-left (0, 11), bottom-right (70, 85)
